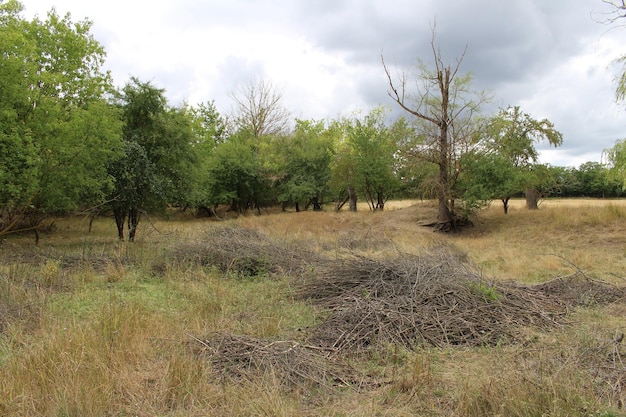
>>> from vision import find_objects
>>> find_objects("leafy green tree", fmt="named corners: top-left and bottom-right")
top-left (604, 139), bottom-right (626, 195)
top-left (575, 161), bottom-right (617, 197)
top-left (188, 101), bottom-right (228, 216)
top-left (329, 109), bottom-right (401, 212)
top-left (485, 106), bottom-right (563, 209)
top-left (458, 152), bottom-right (523, 214)
top-left (549, 166), bottom-right (582, 197)
top-left (0, 2), bottom-right (122, 240)
top-left (329, 124), bottom-right (358, 212)
top-left (205, 134), bottom-right (264, 213)
top-left (110, 78), bottom-right (200, 240)
top-left (600, 0), bottom-right (626, 101)
top-left (347, 108), bottom-right (400, 211)
top-left (274, 119), bottom-right (334, 211)
top-left (190, 101), bottom-right (228, 147)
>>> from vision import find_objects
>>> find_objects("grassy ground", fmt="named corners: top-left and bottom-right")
top-left (1, 198), bottom-right (625, 416)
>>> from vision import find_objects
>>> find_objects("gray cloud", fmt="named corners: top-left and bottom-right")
top-left (19, 0), bottom-right (626, 166)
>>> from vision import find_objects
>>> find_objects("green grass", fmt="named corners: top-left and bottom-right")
top-left (1, 200), bottom-right (625, 416)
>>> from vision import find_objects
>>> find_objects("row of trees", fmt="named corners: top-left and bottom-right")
top-left (2, 1), bottom-right (626, 241)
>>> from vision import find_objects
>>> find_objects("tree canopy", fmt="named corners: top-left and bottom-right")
top-left (7, 3), bottom-right (626, 241)
top-left (0, 1), bottom-right (122, 239)
top-left (109, 78), bottom-right (204, 240)
top-left (474, 106), bottom-right (563, 211)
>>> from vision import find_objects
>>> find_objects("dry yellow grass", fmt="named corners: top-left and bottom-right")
top-left (1, 198), bottom-right (625, 416)
top-left (452, 199), bottom-right (626, 284)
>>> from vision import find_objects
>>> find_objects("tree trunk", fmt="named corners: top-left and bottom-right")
top-left (311, 197), bottom-right (322, 211)
top-left (437, 67), bottom-right (453, 225)
top-left (376, 191), bottom-right (385, 211)
top-left (89, 213), bottom-right (96, 232)
top-left (525, 188), bottom-right (540, 210)
top-left (348, 186), bottom-right (357, 212)
top-left (502, 197), bottom-right (510, 214)
top-left (128, 208), bottom-right (140, 242)
top-left (114, 208), bottom-right (126, 240)
top-left (335, 196), bottom-right (348, 212)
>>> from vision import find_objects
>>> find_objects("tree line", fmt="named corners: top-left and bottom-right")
top-left (1, 1), bottom-right (626, 241)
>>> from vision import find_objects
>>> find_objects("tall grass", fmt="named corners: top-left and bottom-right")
top-left (1, 199), bottom-right (625, 416)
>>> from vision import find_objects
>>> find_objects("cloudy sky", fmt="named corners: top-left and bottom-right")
top-left (18, 0), bottom-right (626, 167)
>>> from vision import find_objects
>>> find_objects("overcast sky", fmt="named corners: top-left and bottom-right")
top-left (18, 0), bottom-right (626, 167)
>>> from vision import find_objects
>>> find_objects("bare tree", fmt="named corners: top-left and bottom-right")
top-left (382, 31), bottom-right (486, 231)
top-left (230, 78), bottom-right (291, 138)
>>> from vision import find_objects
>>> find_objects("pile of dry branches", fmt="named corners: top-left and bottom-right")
top-left (187, 332), bottom-right (360, 391)
top-left (168, 226), bottom-right (318, 278)
top-left (298, 247), bottom-right (569, 351)
top-left (532, 272), bottom-right (625, 307)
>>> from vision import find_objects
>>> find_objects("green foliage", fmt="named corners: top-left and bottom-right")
top-left (0, 2), bottom-right (122, 235)
top-left (0, 131), bottom-right (38, 210)
top-left (274, 119), bottom-right (335, 210)
top-left (468, 282), bottom-right (501, 302)
top-left (329, 108), bottom-right (401, 210)
top-left (616, 54), bottom-right (626, 103)
top-left (466, 106), bottom-right (564, 211)
top-left (486, 106), bottom-right (563, 168)
top-left (110, 78), bottom-right (204, 215)
top-left (189, 100), bottom-right (228, 148)
top-left (205, 134), bottom-right (264, 211)
top-left (604, 138), bottom-right (626, 192)
top-left (457, 151), bottom-right (523, 214)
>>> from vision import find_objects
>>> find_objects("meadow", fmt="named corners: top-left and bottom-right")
top-left (1, 199), bottom-right (625, 416)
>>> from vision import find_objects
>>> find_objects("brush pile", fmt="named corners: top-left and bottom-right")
top-left (167, 226), bottom-right (318, 278)
top-left (298, 246), bottom-right (569, 351)
top-left (532, 272), bottom-right (625, 307)
top-left (188, 332), bottom-right (361, 391)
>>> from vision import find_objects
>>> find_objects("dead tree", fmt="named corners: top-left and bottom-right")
top-left (383, 30), bottom-right (484, 231)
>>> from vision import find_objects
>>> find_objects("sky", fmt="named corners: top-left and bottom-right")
top-left (17, 0), bottom-right (626, 167)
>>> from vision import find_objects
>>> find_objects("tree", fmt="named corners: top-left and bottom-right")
top-left (457, 151), bottom-right (523, 214)
top-left (204, 134), bottom-right (264, 213)
top-left (485, 106), bottom-right (563, 209)
top-left (549, 166), bottom-right (583, 197)
top-left (346, 108), bottom-right (400, 211)
top-left (383, 32), bottom-right (486, 230)
top-left (110, 78), bottom-right (200, 241)
top-left (274, 119), bottom-right (334, 211)
top-left (189, 101), bottom-right (228, 216)
top-left (329, 123), bottom-right (359, 212)
top-left (604, 138), bottom-right (626, 191)
top-left (0, 2), bottom-right (122, 241)
top-left (189, 101), bottom-right (228, 147)
top-left (230, 78), bottom-right (291, 139)
top-left (575, 161), bottom-right (619, 197)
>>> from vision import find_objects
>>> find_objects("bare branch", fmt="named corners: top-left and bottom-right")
top-left (229, 78), bottom-right (291, 138)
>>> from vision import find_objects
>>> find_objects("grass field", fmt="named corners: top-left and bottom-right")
top-left (1, 198), bottom-right (625, 416)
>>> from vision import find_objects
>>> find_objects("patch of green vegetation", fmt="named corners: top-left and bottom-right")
top-left (468, 282), bottom-right (501, 301)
